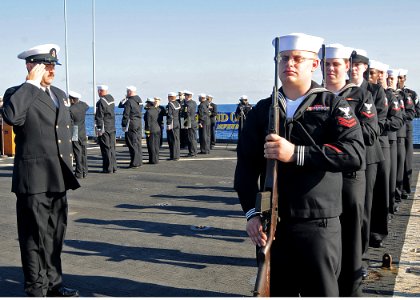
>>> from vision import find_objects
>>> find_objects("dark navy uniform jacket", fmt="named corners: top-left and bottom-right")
top-left (384, 89), bottom-right (404, 142)
top-left (234, 81), bottom-right (365, 221)
top-left (95, 94), bottom-right (116, 133)
top-left (144, 107), bottom-right (161, 134)
top-left (69, 100), bottom-right (89, 141)
top-left (339, 83), bottom-right (382, 165)
top-left (120, 95), bottom-right (142, 131)
top-left (166, 101), bottom-right (181, 129)
top-left (2, 82), bottom-right (80, 194)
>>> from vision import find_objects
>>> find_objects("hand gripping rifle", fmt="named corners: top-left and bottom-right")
top-left (252, 37), bottom-right (280, 297)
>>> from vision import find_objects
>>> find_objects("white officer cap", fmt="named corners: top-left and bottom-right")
top-left (97, 85), bottom-right (109, 91)
top-left (184, 90), bottom-right (193, 96)
top-left (168, 92), bottom-right (177, 97)
top-left (387, 69), bottom-right (398, 77)
top-left (276, 33), bottom-right (324, 54)
top-left (239, 95), bottom-right (248, 100)
top-left (18, 43), bottom-right (62, 65)
top-left (320, 43), bottom-right (353, 59)
top-left (399, 69), bottom-right (408, 76)
top-left (126, 85), bottom-right (137, 92)
top-left (68, 90), bottom-right (81, 99)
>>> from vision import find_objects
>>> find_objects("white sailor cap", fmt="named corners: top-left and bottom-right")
top-left (320, 43), bottom-right (353, 59)
top-left (126, 85), bottom-right (137, 92)
top-left (154, 97), bottom-right (161, 101)
top-left (168, 92), bottom-right (177, 97)
top-left (369, 60), bottom-right (382, 70)
top-left (68, 90), bottom-right (81, 99)
top-left (18, 43), bottom-right (62, 65)
top-left (199, 93), bottom-right (207, 98)
top-left (207, 94), bottom-right (213, 99)
top-left (276, 33), bottom-right (324, 54)
top-left (387, 69), bottom-right (399, 77)
top-left (375, 62), bottom-right (390, 73)
top-left (398, 69), bottom-right (408, 76)
top-left (146, 97), bottom-right (155, 103)
top-left (239, 95), bottom-right (248, 100)
top-left (97, 85), bottom-right (109, 91)
top-left (184, 90), bottom-right (193, 95)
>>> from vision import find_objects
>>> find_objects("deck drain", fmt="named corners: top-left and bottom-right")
top-left (190, 225), bottom-right (211, 231)
top-left (156, 202), bottom-right (171, 207)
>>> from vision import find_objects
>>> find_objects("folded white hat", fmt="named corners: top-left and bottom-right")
top-left (68, 90), bottom-right (81, 99)
top-left (276, 33), bottom-right (324, 54)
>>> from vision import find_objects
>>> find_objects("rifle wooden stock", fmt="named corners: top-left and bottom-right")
top-left (253, 37), bottom-right (280, 297)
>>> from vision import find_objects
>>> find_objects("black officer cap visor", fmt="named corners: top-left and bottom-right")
top-left (350, 53), bottom-right (369, 64)
top-left (25, 54), bottom-right (61, 65)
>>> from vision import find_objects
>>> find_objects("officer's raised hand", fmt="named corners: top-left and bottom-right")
top-left (264, 133), bottom-right (296, 162)
top-left (26, 63), bottom-right (46, 84)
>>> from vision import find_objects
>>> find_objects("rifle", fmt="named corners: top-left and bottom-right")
top-left (252, 37), bottom-right (281, 297)
top-left (321, 44), bottom-right (326, 88)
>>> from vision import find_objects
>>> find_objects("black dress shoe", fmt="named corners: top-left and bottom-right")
top-left (369, 239), bottom-right (383, 248)
top-left (47, 286), bottom-right (79, 297)
top-left (361, 268), bottom-right (369, 280)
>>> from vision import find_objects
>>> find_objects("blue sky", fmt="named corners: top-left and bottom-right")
top-left (1, 0), bottom-right (419, 106)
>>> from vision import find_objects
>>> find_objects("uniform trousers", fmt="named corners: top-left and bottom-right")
top-left (395, 138), bottom-right (406, 204)
top-left (270, 217), bottom-right (341, 297)
top-left (210, 120), bottom-right (216, 146)
top-left (16, 192), bottom-right (67, 297)
top-left (146, 132), bottom-right (160, 164)
top-left (187, 128), bottom-right (197, 156)
top-left (167, 128), bottom-right (180, 160)
top-left (199, 123), bottom-right (211, 154)
top-left (403, 129), bottom-right (413, 194)
top-left (370, 146), bottom-right (390, 243)
top-left (389, 140), bottom-right (398, 214)
top-left (125, 128), bottom-right (142, 167)
top-left (98, 131), bottom-right (117, 173)
top-left (362, 163), bottom-right (378, 254)
top-left (338, 170), bottom-right (365, 297)
top-left (72, 139), bottom-right (88, 178)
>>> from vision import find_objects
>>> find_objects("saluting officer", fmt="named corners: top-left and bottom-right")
top-left (69, 90), bottom-right (89, 179)
top-left (2, 44), bottom-right (80, 297)
top-left (397, 69), bottom-right (418, 198)
top-left (118, 86), bottom-right (143, 168)
top-left (234, 33), bottom-right (365, 296)
top-left (182, 90), bottom-right (198, 157)
top-left (323, 44), bottom-right (376, 296)
top-left (166, 92), bottom-right (181, 160)
top-left (207, 94), bottom-right (218, 148)
top-left (198, 93), bottom-right (211, 154)
top-left (95, 85), bottom-right (117, 173)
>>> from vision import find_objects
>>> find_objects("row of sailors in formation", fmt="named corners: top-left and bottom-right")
top-left (234, 37), bottom-right (419, 297)
top-left (67, 85), bottom-right (228, 177)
